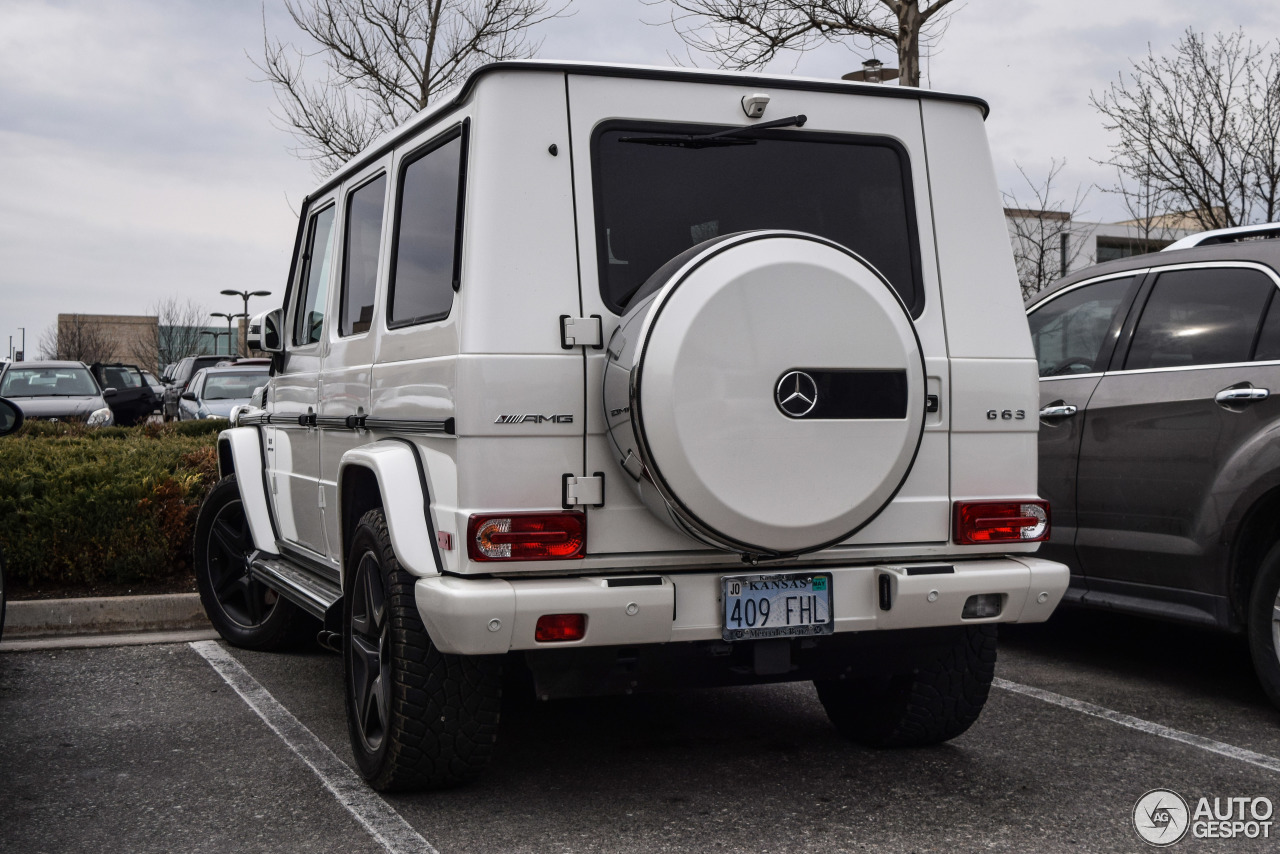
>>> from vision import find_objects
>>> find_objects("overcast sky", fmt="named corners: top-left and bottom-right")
top-left (2, 0), bottom-right (1278, 358)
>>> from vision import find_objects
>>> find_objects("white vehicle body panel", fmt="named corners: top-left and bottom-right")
top-left (217, 426), bottom-right (278, 554)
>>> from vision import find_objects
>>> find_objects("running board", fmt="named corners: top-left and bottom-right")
top-left (250, 554), bottom-right (341, 620)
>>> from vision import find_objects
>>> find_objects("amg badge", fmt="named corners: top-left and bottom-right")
top-left (494, 414), bottom-right (574, 424)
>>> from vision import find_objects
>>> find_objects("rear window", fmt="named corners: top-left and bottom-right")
top-left (592, 123), bottom-right (923, 315)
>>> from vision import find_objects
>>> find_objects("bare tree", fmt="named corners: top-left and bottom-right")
top-left (1092, 29), bottom-right (1280, 232)
top-left (654, 0), bottom-right (959, 87)
top-left (129, 297), bottom-right (209, 375)
top-left (1097, 163), bottom-right (1179, 247)
top-left (1003, 160), bottom-right (1090, 299)
top-left (259, 0), bottom-right (570, 175)
top-left (38, 316), bottom-right (114, 364)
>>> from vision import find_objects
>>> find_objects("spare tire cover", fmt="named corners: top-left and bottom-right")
top-left (603, 230), bottom-right (926, 556)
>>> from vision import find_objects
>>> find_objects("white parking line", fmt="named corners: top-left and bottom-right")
top-left (190, 640), bottom-right (437, 854)
top-left (994, 677), bottom-right (1280, 774)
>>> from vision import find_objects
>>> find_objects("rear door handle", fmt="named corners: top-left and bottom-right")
top-left (1038, 402), bottom-right (1078, 419)
top-left (1215, 386), bottom-right (1270, 405)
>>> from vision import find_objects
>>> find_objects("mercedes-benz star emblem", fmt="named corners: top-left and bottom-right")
top-left (776, 371), bottom-right (818, 417)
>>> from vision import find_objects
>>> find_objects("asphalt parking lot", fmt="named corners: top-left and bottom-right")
top-left (4, 609), bottom-right (1280, 854)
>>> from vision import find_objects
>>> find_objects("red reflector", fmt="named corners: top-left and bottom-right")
top-left (467, 512), bottom-right (586, 561)
top-left (954, 501), bottom-right (1050, 544)
top-left (535, 613), bottom-right (586, 643)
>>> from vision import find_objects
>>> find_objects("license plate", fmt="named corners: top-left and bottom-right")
top-left (721, 572), bottom-right (833, 641)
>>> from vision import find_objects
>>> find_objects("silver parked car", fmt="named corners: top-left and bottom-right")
top-left (0, 361), bottom-right (114, 426)
top-left (178, 365), bottom-right (269, 421)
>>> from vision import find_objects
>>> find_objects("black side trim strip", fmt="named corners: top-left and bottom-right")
top-left (246, 412), bottom-right (454, 435)
top-left (364, 417), bottom-right (454, 435)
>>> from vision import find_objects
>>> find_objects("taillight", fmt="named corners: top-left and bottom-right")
top-left (467, 512), bottom-right (586, 561)
top-left (535, 614), bottom-right (586, 642)
top-left (953, 501), bottom-right (1049, 544)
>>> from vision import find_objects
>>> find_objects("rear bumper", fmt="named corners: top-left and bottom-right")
top-left (415, 556), bottom-right (1069, 655)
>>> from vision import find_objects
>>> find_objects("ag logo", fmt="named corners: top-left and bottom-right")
top-left (776, 370), bottom-right (818, 418)
top-left (1133, 789), bottom-right (1189, 846)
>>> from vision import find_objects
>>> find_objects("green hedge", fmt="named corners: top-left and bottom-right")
top-left (0, 420), bottom-right (223, 587)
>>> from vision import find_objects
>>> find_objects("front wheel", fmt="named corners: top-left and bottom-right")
top-left (194, 475), bottom-right (306, 650)
top-left (814, 625), bottom-right (997, 748)
top-left (344, 508), bottom-right (503, 791)
top-left (1247, 540), bottom-right (1280, 710)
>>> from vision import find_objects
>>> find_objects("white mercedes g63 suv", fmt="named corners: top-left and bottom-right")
top-left (197, 61), bottom-right (1068, 791)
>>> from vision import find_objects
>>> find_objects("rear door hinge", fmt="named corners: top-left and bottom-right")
top-left (560, 315), bottom-right (603, 350)
top-left (562, 472), bottom-right (605, 509)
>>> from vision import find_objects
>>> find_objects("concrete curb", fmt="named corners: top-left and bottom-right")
top-left (4, 593), bottom-right (210, 639)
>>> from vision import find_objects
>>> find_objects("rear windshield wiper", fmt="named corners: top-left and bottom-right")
top-left (619, 115), bottom-right (808, 148)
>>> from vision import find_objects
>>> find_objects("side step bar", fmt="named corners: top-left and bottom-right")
top-left (250, 553), bottom-right (341, 620)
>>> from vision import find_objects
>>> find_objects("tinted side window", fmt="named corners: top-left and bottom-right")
top-left (389, 132), bottom-right (464, 326)
top-left (340, 174), bottom-right (387, 337)
top-left (1125, 268), bottom-right (1273, 370)
top-left (293, 205), bottom-right (337, 347)
top-left (1028, 276), bottom-right (1137, 377)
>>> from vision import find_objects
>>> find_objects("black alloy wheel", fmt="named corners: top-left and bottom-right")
top-left (194, 475), bottom-right (304, 650)
top-left (348, 549), bottom-right (391, 755)
top-left (343, 508), bottom-right (503, 791)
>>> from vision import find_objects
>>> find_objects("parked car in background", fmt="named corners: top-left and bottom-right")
top-left (1026, 227), bottom-right (1280, 707)
top-left (89, 362), bottom-right (159, 426)
top-left (178, 364), bottom-right (270, 421)
top-left (141, 369), bottom-right (166, 400)
top-left (0, 396), bottom-right (24, 638)
top-left (0, 361), bottom-right (113, 426)
top-left (162, 354), bottom-right (231, 420)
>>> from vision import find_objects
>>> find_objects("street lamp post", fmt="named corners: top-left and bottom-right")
top-left (220, 289), bottom-right (272, 356)
top-left (210, 312), bottom-right (246, 357)
top-left (200, 329), bottom-right (226, 355)
top-left (18, 327), bottom-right (23, 361)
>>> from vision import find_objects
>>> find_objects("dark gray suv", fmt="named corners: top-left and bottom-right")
top-left (1027, 230), bottom-right (1280, 708)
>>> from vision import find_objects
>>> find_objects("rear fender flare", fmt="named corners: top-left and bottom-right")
top-left (217, 428), bottom-right (278, 554)
top-left (338, 442), bottom-right (442, 578)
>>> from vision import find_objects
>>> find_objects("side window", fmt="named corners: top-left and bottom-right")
top-left (293, 204), bottom-right (337, 347)
top-left (1028, 276), bottom-right (1137, 377)
top-left (340, 174), bottom-right (387, 337)
top-left (1125, 268), bottom-right (1273, 371)
top-left (388, 131), bottom-right (465, 327)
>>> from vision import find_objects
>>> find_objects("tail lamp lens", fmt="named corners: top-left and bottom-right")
top-left (535, 613), bottom-right (587, 642)
top-left (954, 501), bottom-right (1049, 544)
top-left (467, 512), bottom-right (586, 561)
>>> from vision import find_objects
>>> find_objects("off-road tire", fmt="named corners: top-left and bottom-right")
top-left (814, 625), bottom-right (997, 747)
top-left (344, 508), bottom-right (503, 791)
top-left (194, 474), bottom-right (307, 650)
top-left (1247, 540), bottom-right (1280, 709)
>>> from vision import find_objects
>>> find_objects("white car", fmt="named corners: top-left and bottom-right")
top-left (197, 61), bottom-right (1068, 791)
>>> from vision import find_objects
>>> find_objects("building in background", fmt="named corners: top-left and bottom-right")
top-left (1005, 210), bottom-right (1197, 298)
top-left (54, 313), bottom-right (233, 371)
